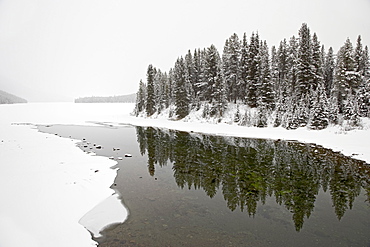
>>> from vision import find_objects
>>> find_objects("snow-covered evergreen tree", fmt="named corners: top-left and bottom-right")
top-left (185, 50), bottom-right (195, 109)
top-left (146, 64), bottom-right (156, 116)
top-left (192, 49), bottom-right (202, 101)
top-left (342, 92), bottom-right (360, 127)
top-left (204, 45), bottom-right (222, 103)
top-left (334, 38), bottom-right (358, 113)
top-left (258, 40), bottom-right (274, 109)
top-left (297, 23), bottom-right (314, 96)
top-left (168, 68), bottom-right (175, 107)
top-left (277, 39), bottom-right (289, 97)
top-left (154, 70), bottom-right (169, 114)
top-left (354, 35), bottom-right (364, 75)
top-left (197, 48), bottom-right (209, 101)
top-left (174, 57), bottom-right (190, 119)
top-left (270, 45), bottom-right (279, 93)
top-left (324, 47), bottom-right (335, 96)
top-left (239, 33), bottom-right (248, 103)
top-left (358, 45), bottom-right (370, 117)
top-left (246, 32), bottom-right (260, 108)
top-left (327, 93), bottom-right (340, 124)
top-left (296, 94), bottom-right (310, 127)
top-left (309, 83), bottom-right (329, 130)
top-left (311, 33), bottom-right (324, 91)
top-left (134, 80), bottom-right (146, 116)
top-left (222, 33), bottom-right (241, 103)
top-left (287, 36), bottom-right (299, 96)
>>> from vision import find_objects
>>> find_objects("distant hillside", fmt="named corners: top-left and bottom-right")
top-left (0, 90), bottom-right (27, 104)
top-left (75, 93), bottom-right (136, 103)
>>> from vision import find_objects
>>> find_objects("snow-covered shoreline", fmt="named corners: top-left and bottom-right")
top-left (0, 102), bottom-right (369, 247)
top-left (0, 103), bottom-right (130, 247)
top-left (125, 108), bottom-right (370, 165)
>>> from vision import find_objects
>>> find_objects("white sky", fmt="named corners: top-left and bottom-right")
top-left (0, 0), bottom-right (369, 102)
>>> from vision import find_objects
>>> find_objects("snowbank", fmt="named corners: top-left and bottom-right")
top-left (126, 105), bottom-right (370, 164)
top-left (0, 103), bottom-right (131, 247)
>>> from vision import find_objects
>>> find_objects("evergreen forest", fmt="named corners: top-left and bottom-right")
top-left (75, 93), bottom-right (136, 103)
top-left (0, 90), bottom-right (27, 104)
top-left (134, 23), bottom-right (370, 130)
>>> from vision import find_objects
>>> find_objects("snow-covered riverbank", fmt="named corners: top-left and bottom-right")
top-left (126, 109), bottom-right (370, 165)
top-left (0, 103), bottom-right (130, 247)
top-left (0, 102), bottom-right (369, 247)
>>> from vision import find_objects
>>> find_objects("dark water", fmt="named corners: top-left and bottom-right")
top-left (38, 124), bottom-right (370, 247)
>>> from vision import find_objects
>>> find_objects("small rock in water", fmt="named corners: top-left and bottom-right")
top-left (113, 148), bottom-right (120, 151)
top-left (96, 145), bottom-right (102, 149)
top-left (109, 156), bottom-right (115, 160)
top-left (117, 157), bottom-right (123, 160)
top-left (95, 170), bottom-right (99, 173)
top-left (125, 154), bottom-right (132, 157)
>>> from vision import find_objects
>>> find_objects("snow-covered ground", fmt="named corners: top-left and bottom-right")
top-left (128, 105), bottom-right (370, 164)
top-left (0, 103), bottom-right (130, 247)
top-left (0, 102), bottom-right (369, 247)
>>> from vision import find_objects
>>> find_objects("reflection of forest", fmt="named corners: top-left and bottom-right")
top-left (136, 127), bottom-right (370, 231)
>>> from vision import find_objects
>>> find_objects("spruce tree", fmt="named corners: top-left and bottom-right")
top-left (222, 33), bottom-right (241, 103)
top-left (198, 48), bottom-right (208, 101)
top-left (270, 45), bottom-right (279, 93)
top-left (335, 38), bottom-right (357, 112)
top-left (168, 68), bottom-right (175, 107)
top-left (343, 92), bottom-right (360, 127)
top-left (154, 70), bottom-right (169, 114)
top-left (297, 23), bottom-right (314, 96)
top-left (358, 46), bottom-right (370, 117)
top-left (324, 47), bottom-right (335, 96)
top-left (246, 32), bottom-right (260, 108)
top-left (146, 64), bottom-right (156, 116)
top-left (277, 39), bottom-right (289, 95)
top-left (222, 39), bottom-right (231, 101)
top-left (184, 50), bottom-right (195, 110)
top-left (193, 49), bottom-right (202, 102)
top-left (239, 33), bottom-right (248, 103)
top-left (311, 33), bottom-right (324, 91)
top-left (174, 57), bottom-right (190, 119)
top-left (204, 44), bottom-right (222, 103)
top-left (258, 40), bottom-right (274, 109)
top-left (362, 45), bottom-right (370, 78)
top-left (135, 80), bottom-right (146, 116)
top-left (354, 35), bottom-right (364, 74)
top-left (287, 36), bottom-right (299, 96)
top-left (309, 83), bottom-right (329, 130)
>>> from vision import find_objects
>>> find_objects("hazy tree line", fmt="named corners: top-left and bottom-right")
top-left (75, 93), bottom-right (136, 103)
top-left (0, 90), bottom-right (27, 104)
top-left (136, 126), bottom-right (370, 231)
top-left (134, 23), bottom-right (370, 130)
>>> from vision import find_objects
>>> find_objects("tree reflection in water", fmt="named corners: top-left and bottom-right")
top-left (136, 126), bottom-right (370, 231)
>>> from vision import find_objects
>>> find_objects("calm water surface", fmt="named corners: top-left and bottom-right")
top-left (38, 124), bottom-right (370, 247)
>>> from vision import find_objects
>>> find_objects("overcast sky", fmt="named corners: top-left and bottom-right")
top-left (0, 0), bottom-right (369, 102)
